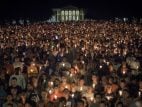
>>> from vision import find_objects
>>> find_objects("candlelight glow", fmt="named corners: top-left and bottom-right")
top-left (71, 93), bottom-right (74, 98)
top-left (119, 90), bottom-right (122, 96)
top-left (92, 83), bottom-right (96, 88)
top-left (80, 87), bottom-right (83, 91)
top-left (100, 65), bottom-right (102, 69)
top-left (54, 95), bottom-right (57, 100)
top-left (50, 82), bottom-right (54, 86)
top-left (30, 69), bottom-right (34, 73)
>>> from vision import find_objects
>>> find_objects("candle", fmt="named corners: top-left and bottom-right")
top-left (65, 85), bottom-right (68, 89)
top-left (119, 90), bottom-right (122, 96)
top-left (30, 69), bottom-right (34, 73)
top-left (54, 95), bottom-right (57, 100)
top-left (138, 91), bottom-right (141, 97)
top-left (70, 73), bottom-right (73, 77)
top-left (49, 90), bottom-right (52, 94)
top-left (32, 63), bottom-right (35, 66)
top-left (81, 60), bottom-right (85, 64)
top-left (23, 52), bottom-right (26, 56)
top-left (122, 70), bottom-right (126, 75)
top-left (43, 79), bottom-right (46, 83)
top-left (106, 62), bottom-right (109, 65)
top-left (137, 66), bottom-right (139, 70)
top-left (39, 66), bottom-right (42, 70)
top-left (103, 59), bottom-right (106, 63)
top-left (26, 43), bottom-right (28, 46)
top-left (90, 97), bottom-right (94, 101)
top-left (82, 47), bottom-right (85, 51)
top-left (80, 87), bottom-right (83, 91)
top-left (92, 83), bottom-right (96, 88)
top-left (62, 63), bottom-right (65, 67)
top-left (6, 70), bottom-right (9, 74)
top-left (100, 65), bottom-right (102, 69)
top-left (50, 82), bottom-right (54, 86)
top-left (106, 95), bottom-right (112, 101)
top-left (71, 94), bottom-right (74, 98)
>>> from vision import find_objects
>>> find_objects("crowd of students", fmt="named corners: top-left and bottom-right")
top-left (0, 20), bottom-right (142, 107)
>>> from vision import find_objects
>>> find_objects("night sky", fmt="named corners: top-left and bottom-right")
top-left (0, 0), bottom-right (141, 22)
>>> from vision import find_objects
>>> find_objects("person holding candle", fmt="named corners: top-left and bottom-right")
top-left (82, 87), bottom-right (94, 103)
top-left (49, 87), bottom-right (63, 102)
top-left (27, 62), bottom-right (38, 77)
top-left (7, 77), bottom-right (22, 95)
top-left (2, 94), bottom-right (17, 107)
top-left (9, 67), bottom-right (26, 90)
top-left (60, 76), bottom-right (71, 91)
top-left (77, 78), bottom-right (87, 93)
top-left (37, 90), bottom-right (49, 107)
top-left (90, 93), bottom-right (102, 107)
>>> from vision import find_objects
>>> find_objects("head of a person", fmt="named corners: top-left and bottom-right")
top-left (119, 80), bottom-right (126, 89)
top-left (25, 103), bottom-right (32, 107)
top-left (54, 87), bottom-right (59, 94)
top-left (115, 102), bottom-right (124, 107)
top-left (41, 90), bottom-right (48, 101)
top-left (10, 87), bottom-right (18, 95)
top-left (122, 89), bottom-right (129, 99)
top-left (15, 67), bottom-right (21, 75)
top-left (7, 103), bottom-right (13, 107)
top-left (82, 97), bottom-right (89, 107)
top-left (135, 100), bottom-right (142, 107)
top-left (79, 79), bottom-right (85, 86)
top-left (59, 97), bottom-right (66, 107)
top-left (87, 86), bottom-right (93, 93)
top-left (11, 77), bottom-right (18, 87)
top-left (15, 57), bottom-right (20, 62)
top-left (94, 93), bottom-right (102, 103)
top-left (77, 100), bottom-right (85, 107)
top-left (99, 101), bottom-right (108, 107)
top-left (92, 74), bottom-right (98, 82)
top-left (17, 103), bottom-right (23, 107)
top-left (61, 76), bottom-right (67, 83)
top-left (108, 77), bottom-right (114, 84)
top-left (27, 83), bottom-right (34, 91)
top-left (47, 101), bottom-right (55, 107)
top-left (7, 94), bottom-right (13, 102)
top-left (109, 64), bottom-right (114, 72)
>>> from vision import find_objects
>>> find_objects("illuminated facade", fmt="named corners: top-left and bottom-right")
top-left (50, 6), bottom-right (85, 22)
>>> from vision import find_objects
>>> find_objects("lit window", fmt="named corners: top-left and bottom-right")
top-left (65, 15), bottom-right (68, 21)
top-left (69, 15), bottom-right (72, 20)
top-left (62, 16), bottom-right (64, 21)
top-left (76, 10), bottom-right (79, 15)
top-left (73, 16), bottom-right (75, 20)
top-left (76, 16), bottom-right (79, 20)
top-left (61, 11), bottom-right (64, 16)
top-left (69, 11), bottom-right (72, 15)
top-left (65, 11), bottom-right (68, 15)
top-left (73, 10), bottom-right (75, 15)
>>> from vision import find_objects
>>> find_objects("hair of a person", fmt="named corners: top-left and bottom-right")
top-left (11, 77), bottom-right (17, 81)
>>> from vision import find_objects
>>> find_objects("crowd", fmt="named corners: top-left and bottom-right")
top-left (0, 20), bottom-right (142, 107)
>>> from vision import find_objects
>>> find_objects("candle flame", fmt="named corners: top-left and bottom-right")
top-left (30, 69), bottom-right (34, 73)
top-left (50, 82), bottom-right (53, 86)
top-left (80, 87), bottom-right (83, 91)
top-left (71, 94), bottom-right (74, 98)
top-left (49, 90), bottom-right (52, 94)
top-left (119, 90), bottom-right (122, 96)
top-left (54, 95), bottom-right (57, 99)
